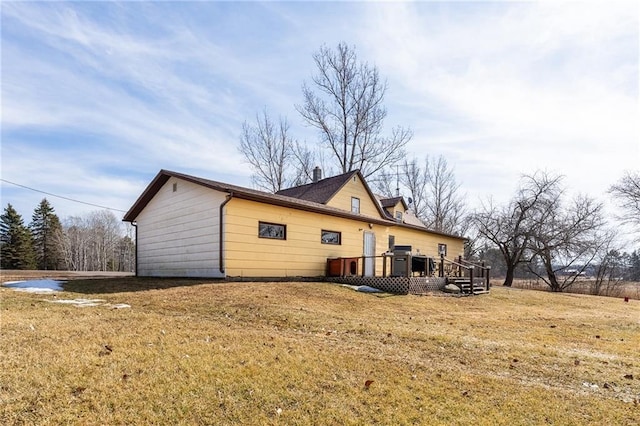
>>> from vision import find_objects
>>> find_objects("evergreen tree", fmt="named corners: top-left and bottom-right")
top-left (629, 250), bottom-right (640, 281)
top-left (0, 203), bottom-right (36, 269)
top-left (30, 198), bottom-right (64, 270)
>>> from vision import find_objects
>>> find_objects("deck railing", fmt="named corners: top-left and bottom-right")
top-left (437, 255), bottom-right (491, 293)
top-left (326, 253), bottom-right (491, 294)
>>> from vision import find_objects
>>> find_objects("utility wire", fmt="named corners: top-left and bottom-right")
top-left (0, 178), bottom-right (128, 213)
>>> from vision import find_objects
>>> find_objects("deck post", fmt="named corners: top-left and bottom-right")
top-left (382, 254), bottom-right (387, 277)
top-left (439, 254), bottom-right (444, 277)
top-left (485, 266), bottom-right (491, 291)
top-left (481, 262), bottom-right (488, 291)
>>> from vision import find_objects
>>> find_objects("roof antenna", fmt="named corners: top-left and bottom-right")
top-left (395, 164), bottom-right (400, 197)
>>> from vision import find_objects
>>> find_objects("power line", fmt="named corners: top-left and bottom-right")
top-left (0, 178), bottom-right (128, 213)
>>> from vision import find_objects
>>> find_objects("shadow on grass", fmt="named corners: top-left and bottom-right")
top-left (63, 277), bottom-right (226, 294)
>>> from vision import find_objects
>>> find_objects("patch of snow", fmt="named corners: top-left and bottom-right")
top-left (47, 298), bottom-right (105, 307)
top-left (108, 303), bottom-right (131, 309)
top-left (340, 284), bottom-right (383, 293)
top-left (340, 284), bottom-right (360, 291)
top-left (3, 280), bottom-right (131, 308)
top-left (356, 285), bottom-right (383, 293)
top-left (3, 279), bottom-right (64, 293)
top-left (46, 299), bottom-right (131, 309)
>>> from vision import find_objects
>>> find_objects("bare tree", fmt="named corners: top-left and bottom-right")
top-left (371, 162), bottom-right (425, 208)
top-left (239, 109), bottom-right (303, 192)
top-left (423, 156), bottom-right (466, 234)
top-left (58, 210), bottom-right (134, 272)
top-left (591, 232), bottom-right (626, 296)
top-left (472, 172), bottom-right (563, 287)
top-left (400, 159), bottom-right (429, 219)
top-left (58, 216), bottom-right (88, 271)
top-left (373, 155), bottom-right (466, 234)
top-left (290, 141), bottom-right (317, 186)
top-left (371, 168), bottom-right (396, 198)
top-left (116, 225), bottom-right (136, 273)
top-left (609, 171), bottom-right (640, 231)
top-left (296, 42), bottom-right (412, 178)
top-left (462, 220), bottom-right (484, 261)
top-left (527, 184), bottom-right (606, 292)
top-left (473, 200), bottom-right (530, 287)
top-left (87, 210), bottom-right (122, 271)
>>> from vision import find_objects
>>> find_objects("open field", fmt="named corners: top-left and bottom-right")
top-left (502, 278), bottom-right (640, 300)
top-left (1, 276), bottom-right (639, 425)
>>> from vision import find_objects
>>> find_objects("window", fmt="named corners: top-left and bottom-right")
top-left (388, 235), bottom-right (395, 251)
top-left (321, 230), bottom-right (341, 245)
top-left (395, 211), bottom-right (403, 222)
top-left (351, 197), bottom-right (360, 214)
top-left (438, 243), bottom-right (447, 256)
top-left (259, 222), bottom-right (286, 240)
top-left (172, 182), bottom-right (177, 192)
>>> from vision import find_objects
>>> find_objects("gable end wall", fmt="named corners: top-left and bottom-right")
top-left (325, 175), bottom-right (380, 218)
top-left (136, 178), bottom-right (225, 278)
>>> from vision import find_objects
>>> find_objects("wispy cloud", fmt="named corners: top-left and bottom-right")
top-left (1, 1), bottom-right (637, 220)
top-left (358, 1), bottom-right (638, 202)
top-left (3, 3), bottom-right (255, 185)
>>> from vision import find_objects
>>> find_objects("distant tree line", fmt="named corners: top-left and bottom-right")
top-left (0, 199), bottom-right (134, 272)
top-left (476, 246), bottom-right (640, 282)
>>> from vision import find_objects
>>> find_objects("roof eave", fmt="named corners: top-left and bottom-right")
top-left (122, 170), bottom-right (172, 222)
top-left (232, 190), bottom-right (394, 226)
top-left (123, 170), bottom-right (465, 243)
top-left (394, 222), bottom-right (466, 241)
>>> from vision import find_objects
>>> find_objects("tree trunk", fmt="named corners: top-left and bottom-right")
top-left (546, 267), bottom-right (561, 292)
top-left (503, 265), bottom-right (515, 287)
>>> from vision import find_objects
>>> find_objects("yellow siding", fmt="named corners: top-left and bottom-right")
top-left (325, 174), bottom-right (381, 218)
top-left (384, 200), bottom-right (405, 222)
top-left (380, 226), bottom-right (464, 260)
top-left (223, 197), bottom-right (464, 277)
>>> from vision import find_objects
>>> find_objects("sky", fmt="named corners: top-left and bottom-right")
top-left (1, 1), bottom-right (638, 227)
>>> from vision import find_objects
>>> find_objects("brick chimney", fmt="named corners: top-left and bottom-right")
top-left (312, 166), bottom-right (322, 183)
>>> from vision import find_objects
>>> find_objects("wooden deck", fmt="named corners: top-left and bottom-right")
top-left (326, 254), bottom-right (491, 295)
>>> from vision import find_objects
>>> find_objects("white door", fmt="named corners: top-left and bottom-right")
top-left (363, 232), bottom-right (376, 276)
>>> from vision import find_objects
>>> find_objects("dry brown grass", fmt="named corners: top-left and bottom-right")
top-left (1, 275), bottom-right (639, 425)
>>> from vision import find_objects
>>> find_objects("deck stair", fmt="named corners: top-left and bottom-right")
top-left (440, 256), bottom-right (491, 295)
top-left (448, 277), bottom-right (490, 295)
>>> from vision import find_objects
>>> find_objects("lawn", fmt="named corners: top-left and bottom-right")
top-left (1, 277), bottom-right (638, 425)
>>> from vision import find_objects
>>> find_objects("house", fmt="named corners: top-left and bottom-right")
top-left (122, 168), bottom-right (466, 279)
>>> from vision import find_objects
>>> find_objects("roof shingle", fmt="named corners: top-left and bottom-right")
top-left (379, 196), bottom-right (404, 208)
top-left (123, 169), bottom-right (463, 240)
top-left (275, 170), bottom-right (358, 204)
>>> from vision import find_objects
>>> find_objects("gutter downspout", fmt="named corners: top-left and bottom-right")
top-left (219, 192), bottom-right (233, 275)
top-left (132, 221), bottom-right (138, 277)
